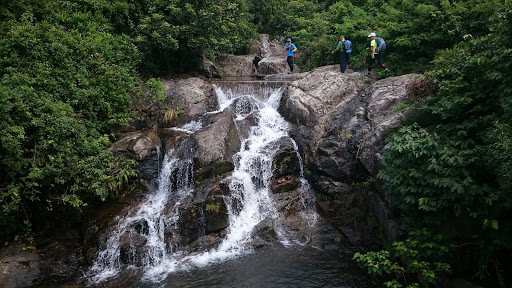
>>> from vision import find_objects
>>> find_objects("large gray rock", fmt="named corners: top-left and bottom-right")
top-left (358, 74), bottom-right (420, 177)
top-left (251, 34), bottom-right (285, 58)
top-left (281, 70), bottom-right (417, 183)
top-left (280, 69), bottom-right (368, 182)
top-left (0, 243), bottom-right (39, 288)
top-left (270, 137), bottom-right (302, 194)
top-left (213, 34), bottom-right (298, 77)
top-left (192, 110), bottom-right (241, 184)
top-left (281, 68), bottom-right (419, 243)
top-left (108, 131), bottom-right (161, 161)
top-left (257, 56), bottom-right (290, 75)
top-left (108, 130), bottom-right (162, 182)
top-left (163, 77), bottom-right (217, 124)
top-left (271, 136), bottom-right (301, 179)
top-left (250, 34), bottom-right (291, 75)
top-left (200, 56), bottom-right (221, 78)
top-left (216, 54), bottom-right (258, 77)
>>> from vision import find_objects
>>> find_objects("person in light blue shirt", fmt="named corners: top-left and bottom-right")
top-left (285, 38), bottom-right (297, 73)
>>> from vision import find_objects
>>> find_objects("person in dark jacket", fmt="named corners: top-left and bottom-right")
top-left (331, 35), bottom-right (349, 73)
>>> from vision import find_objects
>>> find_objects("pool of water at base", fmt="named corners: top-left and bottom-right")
top-left (91, 243), bottom-right (381, 288)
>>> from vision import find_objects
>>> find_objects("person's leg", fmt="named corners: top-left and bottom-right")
top-left (376, 53), bottom-right (390, 75)
top-left (340, 53), bottom-right (347, 73)
top-left (339, 54), bottom-right (343, 72)
top-left (376, 54), bottom-right (388, 69)
top-left (287, 56), bottom-right (294, 73)
top-left (367, 56), bottom-right (374, 75)
top-left (376, 53), bottom-right (383, 67)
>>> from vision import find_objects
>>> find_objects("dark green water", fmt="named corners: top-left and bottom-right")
top-left (92, 243), bottom-right (380, 288)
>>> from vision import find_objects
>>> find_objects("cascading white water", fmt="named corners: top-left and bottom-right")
top-left (88, 82), bottom-right (316, 284)
top-left (88, 150), bottom-right (194, 283)
top-left (182, 85), bottom-right (289, 267)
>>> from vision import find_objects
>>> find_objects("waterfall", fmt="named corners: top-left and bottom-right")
top-left (182, 84), bottom-right (289, 267)
top-left (87, 81), bottom-right (316, 284)
top-left (88, 150), bottom-right (194, 283)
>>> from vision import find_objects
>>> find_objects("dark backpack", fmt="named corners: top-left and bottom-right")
top-left (343, 40), bottom-right (352, 53)
top-left (375, 37), bottom-right (386, 52)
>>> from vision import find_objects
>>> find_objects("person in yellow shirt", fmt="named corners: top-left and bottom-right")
top-left (366, 32), bottom-right (390, 77)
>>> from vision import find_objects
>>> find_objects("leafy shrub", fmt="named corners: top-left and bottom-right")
top-left (0, 5), bottom-right (140, 239)
top-left (354, 229), bottom-right (452, 288)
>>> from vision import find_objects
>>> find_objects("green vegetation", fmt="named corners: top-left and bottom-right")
top-left (355, 5), bottom-right (512, 288)
top-left (0, 0), bottom-right (255, 240)
top-left (251, 0), bottom-right (504, 74)
top-left (1, 0), bottom-right (511, 286)
top-left (205, 202), bottom-right (221, 214)
top-left (354, 229), bottom-right (452, 288)
top-left (0, 1), bottom-right (141, 238)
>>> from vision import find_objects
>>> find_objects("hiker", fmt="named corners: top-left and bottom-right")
top-left (285, 38), bottom-right (297, 73)
top-left (331, 34), bottom-right (351, 73)
top-left (366, 32), bottom-right (390, 76)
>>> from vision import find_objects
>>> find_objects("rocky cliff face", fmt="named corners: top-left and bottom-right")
top-left (201, 34), bottom-right (298, 77)
top-left (0, 64), bottom-right (420, 287)
top-left (280, 67), bottom-right (420, 244)
top-left (98, 67), bottom-right (418, 269)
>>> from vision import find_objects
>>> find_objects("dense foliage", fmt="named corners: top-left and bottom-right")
top-left (353, 5), bottom-right (512, 288)
top-left (135, 0), bottom-right (257, 75)
top-left (251, 0), bottom-right (504, 73)
top-left (0, 1), bottom-right (141, 238)
top-left (0, 0), bottom-right (257, 239)
top-left (1, 0), bottom-right (511, 286)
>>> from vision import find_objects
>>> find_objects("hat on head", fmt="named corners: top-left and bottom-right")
top-left (287, 38), bottom-right (291, 41)
top-left (368, 32), bottom-right (376, 37)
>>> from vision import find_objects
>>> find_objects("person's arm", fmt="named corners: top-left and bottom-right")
top-left (332, 41), bottom-right (342, 54)
top-left (292, 44), bottom-right (297, 53)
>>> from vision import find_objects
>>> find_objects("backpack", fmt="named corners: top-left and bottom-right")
top-left (375, 37), bottom-right (386, 53)
top-left (343, 40), bottom-right (352, 53)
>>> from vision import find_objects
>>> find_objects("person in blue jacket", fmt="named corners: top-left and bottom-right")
top-left (285, 38), bottom-right (297, 73)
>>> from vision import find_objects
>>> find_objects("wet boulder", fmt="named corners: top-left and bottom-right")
top-left (0, 242), bottom-right (40, 288)
top-left (216, 54), bottom-right (258, 77)
top-left (281, 68), bottom-right (419, 244)
top-left (358, 75), bottom-right (420, 177)
top-left (163, 77), bottom-right (218, 125)
top-left (201, 185), bottom-right (229, 234)
top-left (118, 229), bottom-right (148, 266)
top-left (270, 136), bottom-right (302, 194)
top-left (192, 110), bottom-right (241, 184)
top-left (271, 136), bottom-right (301, 179)
top-left (108, 130), bottom-right (162, 182)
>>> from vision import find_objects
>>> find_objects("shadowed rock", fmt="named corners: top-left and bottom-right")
top-left (192, 110), bottom-right (241, 185)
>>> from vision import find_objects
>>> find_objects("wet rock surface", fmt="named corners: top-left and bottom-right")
top-left (0, 242), bottom-right (40, 288)
top-left (191, 109), bottom-right (241, 185)
top-left (280, 68), bottom-right (421, 248)
top-left (108, 130), bottom-right (162, 183)
top-left (0, 65), bottom-right (420, 287)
